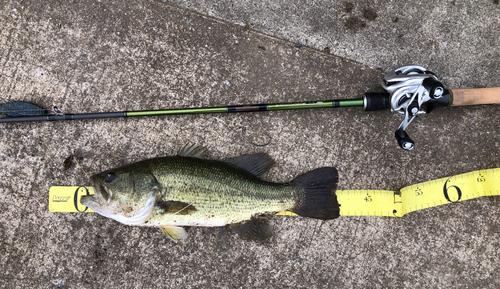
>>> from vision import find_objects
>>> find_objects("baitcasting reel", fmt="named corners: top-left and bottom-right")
top-left (381, 65), bottom-right (450, 150)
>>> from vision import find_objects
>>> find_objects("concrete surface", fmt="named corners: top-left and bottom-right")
top-left (165, 0), bottom-right (500, 89)
top-left (0, 0), bottom-right (498, 288)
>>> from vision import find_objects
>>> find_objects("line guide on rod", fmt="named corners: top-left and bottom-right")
top-left (49, 168), bottom-right (500, 217)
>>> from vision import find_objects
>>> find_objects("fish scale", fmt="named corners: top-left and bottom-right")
top-left (145, 157), bottom-right (298, 227)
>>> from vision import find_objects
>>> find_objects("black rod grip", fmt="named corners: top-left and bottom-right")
top-left (0, 112), bottom-right (125, 123)
top-left (363, 92), bottom-right (391, 111)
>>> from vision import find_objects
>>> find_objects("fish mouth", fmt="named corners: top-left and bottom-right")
top-left (80, 193), bottom-right (97, 209)
top-left (98, 184), bottom-right (112, 204)
top-left (89, 175), bottom-right (113, 203)
top-left (80, 177), bottom-right (111, 209)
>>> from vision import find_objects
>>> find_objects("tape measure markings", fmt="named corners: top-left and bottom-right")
top-left (49, 168), bottom-right (500, 217)
top-left (336, 189), bottom-right (401, 217)
top-left (400, 168), bottom-right (499, 215)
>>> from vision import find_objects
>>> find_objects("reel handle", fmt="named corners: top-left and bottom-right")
top-left (395, 129), bottom-right (415, 150)
top-left (450, 87), bottom-right (500, 106)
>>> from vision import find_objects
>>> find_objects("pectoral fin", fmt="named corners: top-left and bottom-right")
top-left (156, 201), bottom-right (197, 215)
top-left (160, 226), bottom-right (188, 241)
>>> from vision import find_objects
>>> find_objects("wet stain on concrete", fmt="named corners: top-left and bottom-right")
top-left (345, 16), bottom-right (367, 32)
top-left (341, 3), bottom-right (378, 32)
top-left (343, 2), bottom-right (354, 13)
top-left (362, 7), bottom-right (378, 21)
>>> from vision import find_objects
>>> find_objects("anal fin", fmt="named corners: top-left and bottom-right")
top-left (160, 226), bottom-right (188, 242)
top-left (232, 216), bottom-right (273, 242)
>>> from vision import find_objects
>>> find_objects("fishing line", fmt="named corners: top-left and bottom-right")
top-left (240, 126), bottom-right (273, 147)
top-left (49, 168), bottom-right (500, 217)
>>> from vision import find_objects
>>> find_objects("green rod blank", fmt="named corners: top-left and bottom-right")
top-left (0, 98), bottom-right (368, 123)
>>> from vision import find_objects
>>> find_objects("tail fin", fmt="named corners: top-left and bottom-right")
top-left (291, 167), bottom-right (340, 220)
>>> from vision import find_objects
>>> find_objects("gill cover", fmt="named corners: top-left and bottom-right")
top-left (82, 165), bottom-right (160, 225)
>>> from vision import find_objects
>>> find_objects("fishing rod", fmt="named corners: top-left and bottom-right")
top-left (1, 65), bottom-right (499, 150)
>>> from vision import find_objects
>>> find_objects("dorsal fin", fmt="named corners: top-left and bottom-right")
top-left (224, 153), bottom-right (275, 178)
top-left (177, 145), bottom-right (207, 158)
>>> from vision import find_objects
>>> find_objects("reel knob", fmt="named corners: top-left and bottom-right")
top-left (395, 129), bottom-right (414, 150)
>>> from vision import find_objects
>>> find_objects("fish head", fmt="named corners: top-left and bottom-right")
top-left (81, 165), bottom-right (160, 225)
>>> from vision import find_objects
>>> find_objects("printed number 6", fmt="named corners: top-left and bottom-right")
top-left (443, 178), bottom-right (462, 203)
top-left (74, 186), bottom-right (90, 212)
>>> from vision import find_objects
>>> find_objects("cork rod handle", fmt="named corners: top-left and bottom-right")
top-left (450, 88), bottom-right (500, 106)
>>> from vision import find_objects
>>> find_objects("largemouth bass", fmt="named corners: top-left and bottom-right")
top-left (80, 146), bottom-right (340, 241)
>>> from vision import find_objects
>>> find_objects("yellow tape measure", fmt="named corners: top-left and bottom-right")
top-left (49, 168), bottom-right (500, 217)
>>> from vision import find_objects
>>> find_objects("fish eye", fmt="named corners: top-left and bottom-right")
top-left (104, 172), bottom-right (115, 183)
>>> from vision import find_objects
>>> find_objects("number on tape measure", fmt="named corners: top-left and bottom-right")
top-left (443, 177), bottom-right (462, 203)
top-left (74, 186), bottom-right (91, 212)
top-left (415, 187), bottom-right (424, 196)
